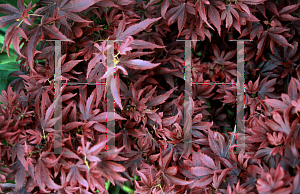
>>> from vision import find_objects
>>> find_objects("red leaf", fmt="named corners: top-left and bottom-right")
top-left (192, 175), bottom-right (213, 188)
top-left (35, 157), bottom-right (61, 193)
top-left (63, 122), bottom-right (84, 132)
top-left (109, 72), bottom-right (122, 110)
top-left (268, 32), bottom-right (294, 49)
top-left (62, 60), bottom-right (82, 73)
top-left (161, 0), bottom-right (171, 19)
top-left (41, 25), bottom-right (70, 40)
top-left (190, 166), bottom-right (214, 176)
top-left (146, 88), bottom-right (177, 107)
top-left (167, 175), bottom-right (193, 185)
top-left (166, 3), bottom-right (189, 37)
top-left (27, 27), bottom-right (42, 68)
top-left (121, 59), bottom-right (160, 70)
top-left (208, 5), bottom-right (221, 36)
top-left (129, 39), bottom-right (165, 50)
top-left (118, 17), bottom-right (161, 41)
top-left (0, 4), bottom-right (20, 15)
top-left (65, 161), bottom-right (89, 189)
top-left (162, 112), bottom-right (179, 126)
top-left (199, 153), bottom-right (217, 170)
top-left (62, 0), bottom-right (100, 13)
top-left (92, 112), bottom-right (125, 122)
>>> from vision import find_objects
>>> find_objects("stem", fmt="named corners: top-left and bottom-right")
top-left (42, 129), bottom-right (46, 140)
top-left (84, 154), bottom-right (90, 169)
top-left (159, 184), bottom-right (165, 194)
top-left (29, 14), bottom-right (43, 17)
top-left (17, 20), bottom-right (23, 27)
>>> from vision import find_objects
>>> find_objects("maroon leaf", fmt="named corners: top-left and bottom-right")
top-left (62, 0), bottom-right (100, 12)
top-left (117, 17), bottom-right (161, 41)
top-left (121, 59), bottom-right (160, 70)
top-left (146, 88), bottom-right (177, 107)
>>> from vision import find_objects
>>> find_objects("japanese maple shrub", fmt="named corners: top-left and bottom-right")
top-left (0, 0), bottom-right (300, 193)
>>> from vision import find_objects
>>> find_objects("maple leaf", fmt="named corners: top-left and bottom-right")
top-left (121, 124), bottom-right (154, 167)
top-left (257, 76), bottom-right (278, 100)
top-left (165, 0), bottom-right (195, 37)
top-left (211, 105), bottom-right (230, 128)
top-left (221, 4), bottom-right (240, 32)
top-left (161, 0), bottom-right (171, 19)
top-left (36, 0), bottom-right (99, 29)
top-left (224, 180), bottom-right (249, 194)
top-left (134, 166), bottom-right (162, 194)
top-left (238, 0), bottom-right (266, 5)
top-left (91, 37), bottom-right (161, 110)
top-left (292, 99), bottom-right (300, 114)
top-left (36, 92), bottom-right (61, 133)
top-left (35, 153), bottom-right (62, 193)
top-left (292, 167), bottom-right (300, 194)
top-left (104, 71), bottom-right (123, 110)
top-left (195, 0), bottom-right (225, 36)
top-left (214, 84), bottom-right (237, 106)
top-left (85, 162), bottom-right (106, 193)
top-left (106, 52), bottom-right (160, 109)
top-left (17, 71), bottom-right (53, 106)
top-left (210, 44), bottom-right (236, 65)
top-left (117, 35), bottom-right (133, 55)
top-left (267, 131), bottom-right (285, 146)
top-left (1, 24), bottom-right (28, 58)
top-left (120, 58), bottom-right (161, 70)
top-left (181, 19), bottom-right (207, 49)
top-left (255, 26), bottom-right (294, 60)
top-left (208, 129), bottom-right (231, 158)
top-left (256, 165), bottom-right (292, 194)
top-left (26, 17), bottom-right (72, 68)
top-left (78, 137), bottom-right (106, 163)
top-left (271, 42), bottom-right (300, 79)
top-left (0, 0), bottom-right (34, 28)
top-left (135, 32), bottom-right (167, 51)
top-left (0, 85), bottom-right (20, 112)
top-left (64, 160), bottom-right (89, 190)
top-left (212, 167), bottom-right (235, 190)
top-left (265, 1), bottom-right (300, 22)
top-left (97, 147), bottom-right (127, 184)
top-left (189, 152), bottom-right (226, 188)
top-left (115, 16), bottom-right (161, 41)
top-left (157, 147), bottom-right (193, 188)
top-left (11, 142), bottom-right (27, 171)
top-left (26, 129), bottom-right (43, 145)
top-left (246, 117), bottom-right (269, 143)
top-left (192, 75), bottom-right (215, 104)
top-left (77, 89), bottom-right (125, 135)
top-left (9, 159), bottom-right (26, 191)
top-left (86, 41), bottom-right (112, 80)
top-left (265, 108), bottom-right (291, 135)
top-left (146, 87), bottom-right (176, 107)
top-left (122, 84), bottom-right (168, 127)
top-left (263, 77), bottom-right (300, 115)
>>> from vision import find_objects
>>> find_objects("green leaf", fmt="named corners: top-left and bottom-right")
top-left (122, 185), bottom-right (134, 194)
top-left (105, 180), bottom-right (110, 190)
top-left (0, 53), bottom-right (20, 97)
top-left (0, 0), bottom-right (17, 9)
top-left (24, 0), bottom-right (40, 6)
top-left (2, 139), bottom-right (8, 146)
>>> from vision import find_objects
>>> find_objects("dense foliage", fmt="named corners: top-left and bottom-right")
top-left (0, 0), bottom-right (300, 193)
